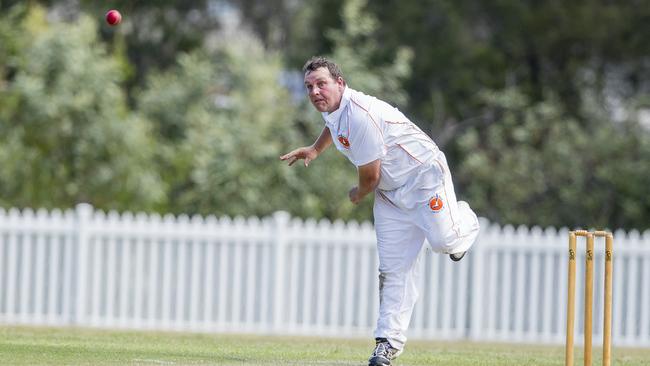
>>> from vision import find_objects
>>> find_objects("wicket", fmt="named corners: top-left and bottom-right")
top-left (565, 230), bottom-right (613, 366)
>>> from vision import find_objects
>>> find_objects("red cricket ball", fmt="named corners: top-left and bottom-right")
top-left (105, 9), bottom-right (122, 26)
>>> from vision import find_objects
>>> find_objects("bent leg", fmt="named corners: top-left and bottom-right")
top-left (416, 155), bottom-right (480, 254)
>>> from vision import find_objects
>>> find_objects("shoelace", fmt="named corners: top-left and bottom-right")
top-left (371, 342), bottom-right (393, 358)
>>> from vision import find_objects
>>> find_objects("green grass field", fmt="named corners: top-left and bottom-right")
top-left (1, 325), bottom-right (648, 365)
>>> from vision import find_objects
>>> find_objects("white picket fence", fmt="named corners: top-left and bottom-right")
top-left (1, 204), bottom-right (649, 347)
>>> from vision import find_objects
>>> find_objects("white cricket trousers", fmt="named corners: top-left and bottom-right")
top-left (372, 153), bottom-right (480, 350)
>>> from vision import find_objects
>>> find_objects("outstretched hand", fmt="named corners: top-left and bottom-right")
top-left (280, 146), bottom-right (319, 167)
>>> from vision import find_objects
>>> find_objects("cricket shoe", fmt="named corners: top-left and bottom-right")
top-left (449, 200), bottom-right (479, 262)
top-left (449, 251), bottom-right (466, 262)
top-left (368, 338), bottom-right (402, 366)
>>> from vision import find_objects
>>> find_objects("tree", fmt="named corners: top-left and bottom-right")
top-left (327, 0), bottom-right (412, 107)
top-left (365, 0), bottom-right (649, 140)
top-left (455, 88), bottom-right (650, 230)
top-left (136, 29), bottom-right (308, 218)
top-left (0, 6), bottom-right (164, 211)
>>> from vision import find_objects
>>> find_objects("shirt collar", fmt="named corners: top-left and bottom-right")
top-left (322, 86), bottom-right (351, 125)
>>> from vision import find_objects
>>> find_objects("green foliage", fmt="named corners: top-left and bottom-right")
top-left (78, 0), bottom-right (219, 85)
top-left (137, 31), bottom-right (299, 217)
top-left (0, 6), bottom-right (164, 211)
top-left (0, 4), bottom-right (26, 77)
top-left (365, 0), bottom-right (649, 124)
top-left (456, 89), bottom-right (650, 230)
top-left (326, 0), bottom-right (413, 108)
top-left (1, 1), bottom-right (649, 230)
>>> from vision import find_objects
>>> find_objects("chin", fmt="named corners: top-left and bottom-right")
top-left (313, 104), bottom-right (327, 112)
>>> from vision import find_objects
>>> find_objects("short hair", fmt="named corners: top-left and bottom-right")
top-left (302, 56), bottom-right (344, 81)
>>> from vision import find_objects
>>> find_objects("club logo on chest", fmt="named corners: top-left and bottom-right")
top-left (338, 135), bottom-right (350, 149)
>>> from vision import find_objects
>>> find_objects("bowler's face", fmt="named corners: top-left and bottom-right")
top-left (304, 67), bottom-right (345, 113)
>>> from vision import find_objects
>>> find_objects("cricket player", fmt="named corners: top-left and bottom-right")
top-left (281, 56), bottom-right (480, 366)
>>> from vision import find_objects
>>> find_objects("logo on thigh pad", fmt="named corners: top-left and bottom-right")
top-left (428, 194), bottom-right (444, 212)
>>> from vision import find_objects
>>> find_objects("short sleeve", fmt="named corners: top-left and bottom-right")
top-left (349, 114), bottom-right (385, 166)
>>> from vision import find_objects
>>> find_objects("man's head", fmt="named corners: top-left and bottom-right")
top-left (302, 56), bottom-right (346, 113)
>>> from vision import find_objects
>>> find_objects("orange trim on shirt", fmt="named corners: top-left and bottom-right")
top-left (351, 98), bottom-right (384, 139)
top-left (396, 143), bottom-right (423, 164)
top-left (433, 159), bottom-right (461, 239)
top-left (386, 121), bottom-right (437, 148)
top-left (350, 97), bottom-right (370, 112)
top-left (408, 124), bottom-right (436, 144)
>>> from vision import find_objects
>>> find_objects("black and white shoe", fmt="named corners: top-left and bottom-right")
top-left (449, 251), bottom-right (466, 262)
top-left (368, 338), bottom-right (402, 366)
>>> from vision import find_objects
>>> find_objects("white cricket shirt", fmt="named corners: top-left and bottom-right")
top-left (322, 87), bottom-right (440, 191)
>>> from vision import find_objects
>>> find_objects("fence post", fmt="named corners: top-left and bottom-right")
top-left (469, 223), bottom-right (485, 340)
top-left (74, 203), bottom-right (93, 325)
top-left (272, 211), bottom-right (291, 333)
